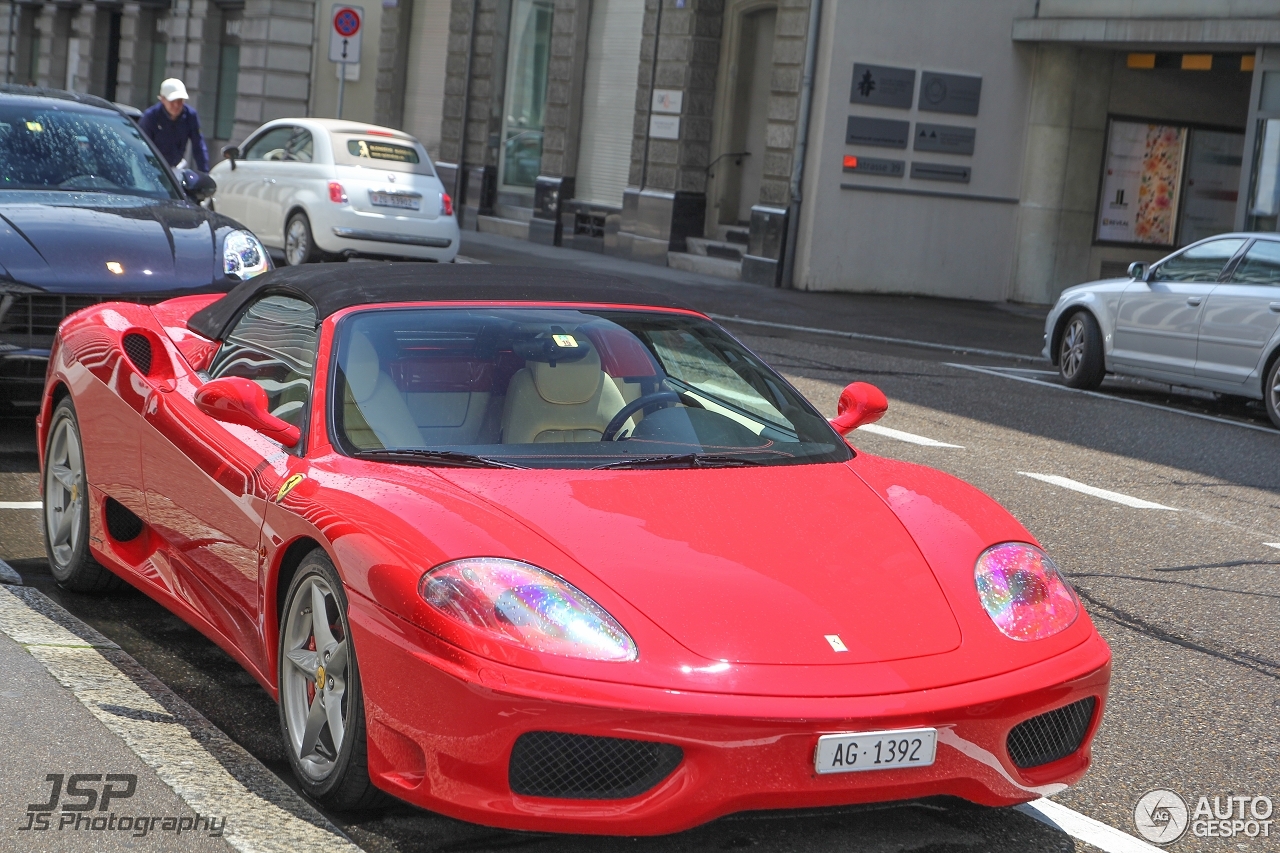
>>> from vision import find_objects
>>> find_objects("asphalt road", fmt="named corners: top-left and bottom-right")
top-left (0, 239), bottom-right (1277, 852)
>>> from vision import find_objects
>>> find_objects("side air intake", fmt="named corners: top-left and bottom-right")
top-left (104, 498), bottom-right (144, 543)
top-left (509, 732), bottom-right (683, 800)
top-left (122, 333), bottom-right (153, 376)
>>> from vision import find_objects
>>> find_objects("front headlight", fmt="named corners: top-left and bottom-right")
top-left (419, 558), bottom-right (637, 661)
top-left (975, 543), bottom-right (1079, 641)
top-left (223, 230), bottom-right (269, 280)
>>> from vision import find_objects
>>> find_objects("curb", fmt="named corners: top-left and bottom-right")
top-left (0, 579), bottom-right (364, 853)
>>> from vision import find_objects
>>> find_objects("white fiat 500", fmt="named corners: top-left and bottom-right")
top-left (210, 118), bottom-right (458, 265)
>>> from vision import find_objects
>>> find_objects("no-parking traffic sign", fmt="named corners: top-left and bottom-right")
top-left (329, 4), bottom-right (363, 64)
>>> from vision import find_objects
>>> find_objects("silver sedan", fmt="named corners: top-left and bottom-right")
top-left (1043, 233), bottom-right (1280, 428)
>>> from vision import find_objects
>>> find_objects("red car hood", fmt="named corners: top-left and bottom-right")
top-left (436, 463), bottom-right (962, 666)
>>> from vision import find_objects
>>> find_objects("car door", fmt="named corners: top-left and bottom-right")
top-left (140, 294), bottom-right (318, 670)
top-left (260, 127), bottom-right (324, 248)
top-left (233, 125), bottom-right (299, 243)
top-left (1111, 237), bottom-right (1247, 377)
top-left (1196, 238), bottom-right (1280, 385)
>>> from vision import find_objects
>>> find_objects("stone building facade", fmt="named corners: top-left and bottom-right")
top-left (439, 0), bottom-right (819, 285)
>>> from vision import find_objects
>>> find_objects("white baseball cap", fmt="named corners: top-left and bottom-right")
top-left (159, 78), bottom-right (189, 101)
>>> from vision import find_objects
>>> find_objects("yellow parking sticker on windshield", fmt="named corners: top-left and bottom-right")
top-left (552, 334), bottom-right (578, 348)
top-left (25, 121), bottom-right (42, 132)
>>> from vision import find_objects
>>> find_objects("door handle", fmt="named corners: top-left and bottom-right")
top-left (1186, 296), bottom-right (1203, 306)
top-left (1270, 302), bottom-right (1280, 313)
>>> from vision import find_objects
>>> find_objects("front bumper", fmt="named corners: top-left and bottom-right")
top-left (350, 597), bottom-right (1111, 835)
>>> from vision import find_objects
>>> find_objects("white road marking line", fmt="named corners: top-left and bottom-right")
top-left (947, 363), bottom-right (1280, 435)
top-left (1018, 472), bottom-right (1178, 511)
top-left (711, 314), bottom-right (1045, 362)
top-left (0, 586), bottom-right (360, 853)
top-left (857, 423), bottom-right (964, 447)
top-left (1265, 543), bottom-right (1280, 550)
top-left (1016, 798), bottom-right (1163, 853)
top-left (0, 500), bottom-right (41, 509)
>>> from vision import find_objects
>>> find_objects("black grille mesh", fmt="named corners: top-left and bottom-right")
top-left (104, 498), bottom-right (143, 542)
top-left (122, 333), bottom-right (153, 375)
top-left (1006, 697), bottom-right (1096, 769)
top-left (509, 732), bottom-right (683, 800)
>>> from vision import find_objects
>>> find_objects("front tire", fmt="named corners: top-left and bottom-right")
top-left (1264, 355), bottom-right (1280, 430)
top-left (285, 212), bottom-right (322, 266)
top-left (278, 550), bottom-right (382, 810)
top-left (43, 399), bottom-right (121, 593)
top-left (1058, 311), bottom-right (1106, 390)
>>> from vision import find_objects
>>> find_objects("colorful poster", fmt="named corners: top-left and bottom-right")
top-left (1097, 120), bottom-right (1187, 246)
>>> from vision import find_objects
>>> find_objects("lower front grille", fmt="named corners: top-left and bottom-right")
top-left (1006, 697), bottom-right (1097, 769)
top-left (508, 732), bottom-right (683, 800)
top-left (0, 293), bottom-right (169, 351)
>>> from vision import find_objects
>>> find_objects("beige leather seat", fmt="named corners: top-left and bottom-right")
top-left (341, 333), bottom-right (423, 449)
top-left (501, 346), bottom-right (626, 443)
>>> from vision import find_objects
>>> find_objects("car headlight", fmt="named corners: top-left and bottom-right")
top-left (974, 543), bottom-right (1079, 641)
top-left (419, 558), bottom-right (637, 661)
top-left (223, 230), bottom-right (269, 280)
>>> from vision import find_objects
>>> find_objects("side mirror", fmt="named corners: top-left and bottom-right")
top-left (180, 169), bottom-right (217, 202)
top-left (1127, 261), bottom-right (1147, 281)
top-left (221, 145), bottom-right (240, 171)
top-left (828, 382), bottom-right (888, 436)
top-left (194, 377), bottom-right (300, 447)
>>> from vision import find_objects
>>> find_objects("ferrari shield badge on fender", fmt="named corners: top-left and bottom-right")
top-left (275, 473), bottom-right (305, 502)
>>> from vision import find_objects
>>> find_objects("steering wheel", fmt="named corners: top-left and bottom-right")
top-left (601, 391), bottom-right (680, 441)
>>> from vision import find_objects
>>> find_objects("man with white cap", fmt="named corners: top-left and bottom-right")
top-left (138, 78), bottom-right (210, 173)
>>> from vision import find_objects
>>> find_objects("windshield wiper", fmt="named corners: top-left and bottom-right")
top-left (593, 453), bottom-right (769, 470)
top-left (354, 449), bottom-right (527, 469)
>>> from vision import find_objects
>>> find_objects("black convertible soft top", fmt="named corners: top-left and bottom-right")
top-left (186, 262), bottom-right (692, 341)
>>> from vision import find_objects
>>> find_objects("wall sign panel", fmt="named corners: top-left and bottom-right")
top-left (846, 116), bottom-right (910, 149)
top-left (914, 123), bottom-right (976, 155)
top-left (850, 64), bottom-right (916, 109)
top-left (918, 72), bottom-right (982, 116)
top-left (910, 162), bottom-right (971, 183)
top-left (843, 155), bottom-right (905, 177)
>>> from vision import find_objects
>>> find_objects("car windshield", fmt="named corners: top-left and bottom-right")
top-left (330, 308), bottom-right (851, 469)
top-left (0, 103), bottom-right (179, 199)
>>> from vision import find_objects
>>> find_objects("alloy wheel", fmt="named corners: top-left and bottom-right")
top-left (1271, 366), bottom-right (1280, 422)
top-left (44, 416), bottom-right (85, 569)
top-left (1060, 317), bottom-right (1085, 380)
top-left (281, 575), bottom-right (351, 780)
top-left (286, 219), bottom-right (309, 266)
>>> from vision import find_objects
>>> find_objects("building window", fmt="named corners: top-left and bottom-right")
top-left (498, 0), bottom-right (553, 192)
top-left (1096, 117), bottom-right (1242, 249)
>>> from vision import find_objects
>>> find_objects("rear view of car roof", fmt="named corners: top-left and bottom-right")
top-left (187, 263), bottom-right (693, 341)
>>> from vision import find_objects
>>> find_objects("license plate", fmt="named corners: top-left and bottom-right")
top-left (814, 727), bottom-right (937, 774)
top-left (369, 191), bottom-right (421, 210)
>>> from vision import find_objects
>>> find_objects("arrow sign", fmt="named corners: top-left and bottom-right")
top-left (329, 4), bottom-right (363, 64)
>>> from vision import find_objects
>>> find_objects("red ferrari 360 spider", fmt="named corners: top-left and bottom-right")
top-left (37, 265), bottom-right (1110, 833)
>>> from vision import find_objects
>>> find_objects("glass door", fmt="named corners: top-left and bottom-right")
top-left (498, 0), bottom-right (553, 192)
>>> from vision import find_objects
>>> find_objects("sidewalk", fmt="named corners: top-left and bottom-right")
top-left (0, 572), bottom-right (361, 853)
top-left (456, 230), bottom-right (1051, 361)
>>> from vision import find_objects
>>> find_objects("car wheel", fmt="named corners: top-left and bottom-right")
top-left (1058, 311), bottom-right (1105, 390)
top-left (1265, 356), bottom-right (1280, 430)
top-left (278, 550), bottom-right (383, 810)
top-left (285, 213), bottom-right (321, 266)
top-left (43, 398), bottom-right (121, 593)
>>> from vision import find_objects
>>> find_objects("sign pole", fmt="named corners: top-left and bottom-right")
top-left (337, 39), bottom-right (348, 119)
